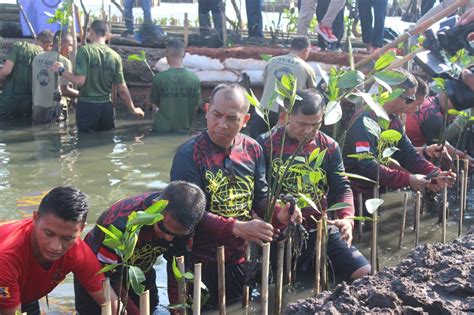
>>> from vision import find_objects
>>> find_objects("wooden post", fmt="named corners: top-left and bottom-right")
top-left (261, 243), bottom-right (270, 315)
top-left (320, 217), bottom-right (327, 290)
top-left (358, 193), bottom-right (363, 242)
top-left (464, 158), bottom-right (469, 213)
top-left (415, 191), bottom-right (421, 247)
top-left (275, 240), bottom-right (285, 314)
top-left (71, 4), bottom-right (78, 69)
top-left (314, 219), bottom-right (323, 296)
top-left (217, 246), bottom-right (226, 315)
top-left (398, 192), bottom-right (409, 249)
top-left (456, 155), bottom-right (460, 197)
top-left (242, 243), bottom-right (250, 308)
top-left (74, 5), bottom-right (83, 44)
top-left (101, 278), bottom-right (112, 315)
top-left (459, 169), bottom-right (465, 236)
top-left (285, 236), bottom-right (292, 285)
top-left (442, 184), bottom-right (448, 243)
top-left (193, 263), bottom-right (202, 315)
top-left (371, 185), bottom-right (378, 275)
top-left (184, 13), bottom-right (189, 48)
top-left (139, 290), bottom-right (150, 315)
top-left (176, 256), bottom-right (186, 315)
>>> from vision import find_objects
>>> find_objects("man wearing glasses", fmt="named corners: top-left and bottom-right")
top-left (257, 89), bottom-right (371, 282)
top-left (343, 69), bottom-right (456, 213)
top-left (74, 181), bottom-right (206, 315)
top-left (170, 83), bottom-right (301, 308)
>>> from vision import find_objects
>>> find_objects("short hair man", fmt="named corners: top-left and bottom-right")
top-left (74, 181), bottom-right (206, 314)
top-left (51, 20), bottom-right (144, 132)
top-left (149, 39), bottom-right (201, 132)
top-left (248, 36), bottom-right (317, 138)
top-left (32, 31), bottom-right (79, 124)
top-left (0, 186), bottom-right (117, 315)
top-left (257, 89), bottom-right (371, 282)
top-left (170, 83), bottom-right (301, 308)
top-left (343, 69), bottom-right (456, 208)
top-left (0, 30), bottom-right (53, 120)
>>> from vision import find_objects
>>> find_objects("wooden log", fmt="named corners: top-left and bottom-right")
top-left (193, 263), bottom-right (202, 315)
top-left (398, 192), bottom-right (409, 249)
top-left (176, 256), bottom-right (186, 315)
top-left (0, 13), bottom-right (19, 22)
top-left (314, 219), bottom-right (323, 296)
top-left (442, 184), bottom-right (448, 243)
top-left (285, 236), bottom-right (292, 285)
top-left (242, 243), bottom-right (250, 308)
top-left (217, 246), bottom-right (226, 315)
top-left (415, 191), bottom-right (421, 247)
top-left (459, 169), bottom-right (465, 236)
top-left (261, 243), bottom-right (270, 315)
top-left (139, 290), bottom-right (150, 315)
top-left (275, 240), bottom-right (285, 314)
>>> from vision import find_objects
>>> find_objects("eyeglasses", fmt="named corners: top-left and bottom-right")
top-left (401, 95), bottom-right (416, 105)
top-left (223, 155), bottom-right (237, 185)
top-left (157, 219), bottom-right (194, 238)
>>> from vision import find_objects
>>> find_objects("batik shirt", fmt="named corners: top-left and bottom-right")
top-left (170, 131), bottom-right (271, 264)
top-left (258, 126), bottom-right (354, 229)
top-left (343, 109), bottom-right (437, 195)
top-left (406, 96), bottom-right (444, 146)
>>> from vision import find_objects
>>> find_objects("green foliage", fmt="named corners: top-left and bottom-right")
top-left (326, 202), bottom-right (352, 212)
top-left (324, 100), bottom-right (342, 126)
top-left (432, 78), bottom-right (445, 93)
top-left (260, 54), bottom-right (273, 61)
top-left (447, 108), bottom-right (469, 117)
top-left (338, 172), bottom-right (377, 184)
top-left (337, 70), bottom-right (365, 89)
top-left (373, 70), bottom-right (407, 86)
top-left (380, 129), bottom-right (402, 142)
top-left (374, 51), bottom-right (396, 71)
top-left (128, 50), bottom-right (147, 62)
top-left (363, 117), bottom-right (381, 139)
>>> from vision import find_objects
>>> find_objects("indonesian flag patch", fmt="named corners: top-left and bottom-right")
top-left (355, 141), bottom-right (370, 153)
top-left (0, 287), bottom-right (10, 298)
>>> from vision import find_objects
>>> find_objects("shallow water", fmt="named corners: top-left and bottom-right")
top-left (1, 109), bottom-right (473, 314)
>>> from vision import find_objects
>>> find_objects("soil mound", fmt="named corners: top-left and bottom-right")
top-left (284, 235), bottom-right (474, 314)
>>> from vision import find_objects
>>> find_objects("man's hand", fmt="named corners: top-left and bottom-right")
top-left (276, 202), bottom-right (302, 225)
top-left (459, 7), bottom-right (474, 26)
top-left (327, 218), bottom-right (353, 247)
top-left (425, 144), bottom-right (449, 159)
top-left (428, 170), bottom-right (457, 192)
top-left (232, 219), bottom-right (273, 246)
top-left (131, 106), bottom-right (145, 118)
top-left (409, 174), bottom-right (431, 191)
top-left (50, 61), bottom-right (64, 73)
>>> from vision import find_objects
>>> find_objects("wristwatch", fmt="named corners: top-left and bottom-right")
top-left (58, 66), bottom-right (65, 76)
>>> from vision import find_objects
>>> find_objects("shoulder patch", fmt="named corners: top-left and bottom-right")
top-left (0, 287), bottom-right (11, 298)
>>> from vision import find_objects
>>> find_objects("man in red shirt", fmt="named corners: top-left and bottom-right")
top-left (0, 186), bottom-right (117, 315)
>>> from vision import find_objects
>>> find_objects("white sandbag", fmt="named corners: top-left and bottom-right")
top-left (223, 58), bottom-right (267, 70)
top-left (187, 68), bottom-right (200, 73)
top-left (195, 70), bottom-right (239, 82)
top-left (154, 57), bottom-right (169, 72)
top-left (183, 53), bottom-right (224, 71)
top-left (241, 70), bottom-right (264, 85)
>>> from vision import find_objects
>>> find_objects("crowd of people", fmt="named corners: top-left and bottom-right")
top-left (1, 1), bottom-right (474, 314)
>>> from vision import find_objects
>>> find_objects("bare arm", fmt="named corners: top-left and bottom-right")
top-left (50, 61), bottom-right (86, 87)
top-left (116, 83), bottom-right (144, 118)
top-left (60, 84), bottom-right (79, 99)
top-left (0, 60), bottom-right (14, 82)
top-left (88, 288), bottom-right (120, 315)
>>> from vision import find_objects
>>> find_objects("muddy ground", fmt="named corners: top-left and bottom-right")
top-left (284, 234), bottom-right (474, 314)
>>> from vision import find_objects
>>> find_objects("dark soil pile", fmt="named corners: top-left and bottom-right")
top-left (284, 235), bottom-right (474, 314)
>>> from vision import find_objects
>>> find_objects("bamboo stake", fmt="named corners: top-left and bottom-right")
top-left (217, 246), bottom-right (226, 315)
top-left (101, 278), bottom-right (112, 315)
top-left (456, 155), bottom-right (460, 198)
top-left (285, 236), bottom-right (292, 285)
top-left (275, 240), bottom-right (285, 314)
top-left (415, 191), bottom-right (421, 247)
top-left (459, 169), bottom-right (465, 236)
top-left (464, 158), bottom-right (469, 213)
top-left (442, 184), bottom-right (448, 243)
top-left (184, 13), bottom-right (189, 48)
top-left (398, 192), bottom-right (409, 249)
top-left (355, 0), bottom-right (468, 69)
top-left (321, 217), bottom-right (327, 290)
top-left (242, 243), bottom-right (250, 308)
top-left (75, 4), bottom-right (83, 44)
top-left (71, 4), bottom-right (78, 69)
top-left (193, 263), bottom-right (202, 315)
top-left (314, 219), bottom-right (323, 296)
top-left (358, 193), bottom-right (363, 242)
top-left (139, 290), bottom-right (150, 315)
top-left (220, 0), bottom-right (227, 47)
top-left (176, 256), bottom-right (186, 315)
top-left (371, 185), bottom-right (378, 275)
top-left (261, 243), bottom-right (270, 315)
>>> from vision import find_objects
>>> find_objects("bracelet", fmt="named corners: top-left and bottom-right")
top-left (58, 66), bottom-right (65, 76)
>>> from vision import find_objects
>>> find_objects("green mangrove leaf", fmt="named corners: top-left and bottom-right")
top-left (337, 70), bottom-right (365, 89)
top-left (297, 197), bottom-right (308, 209)
top-left (382, 147), bottom-right (400, 159)
top-left (260, 53), bottom-right (272, 61)
top-left (127, 212), bottom-right (164, 227)
top-left (357, 92), bottom-right (390, 121)
top-left (97, 263), bottom-right (119, 274)
top-left (103, 238), bottom-right (123, 251)
top-left (281, 74), bottom-right (293, 91)
top-left (346, 216), bottom-right (374, 221)
top-left (365, 198), bottom-right (384, 214)
top-left (380, 129), bottom-right (402, 142)
top-left (448, 109), bottom-right (468, 117)
top-left (315, 148), bottom-right (327, 168)
top-left (294, 156), bottom-right (306, 163)
top-left (183, 272), bottom-right (194, 280)
top-left (374, 51), bottom-right (396, 71)
top-left (123, 233), bottom-right (138, 261)
top-left (373, 70), bottom-right (407, 86)
top-left (363, 116), bottom-right (381, 139)
top-left (107, 224), bottom-right (123, 239)
top-left (374, 76), bottom-right (392, 93)
top-left (97, 224), bottom-right (119, 241)
top-left (385, 88), bottom-right (404, 103)
top-left (309, 171), bottom-right (322, 184)
top-left (338, 172), bottom-right (377, 183)
top-left (144, 199), bottom-right (168, 214)
top-left (129, 266), bottom-right (146, 295)
top-left (315, 63), bottom-right (329, 84)
top-left (347, 153), bottom-right (374, 160)
top-left (327, 202), bottom-right (351, 212)
top-left (172, 256), bottom-right (183, 280)
top-left (128, 53), bottom-right (146, 62)
top-left (324, 100), bottom-right (342, 125)
top-left (308, 148), bottom-right (320, 163)
top-left (298, 193), bottom-right (318, 212)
